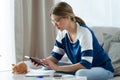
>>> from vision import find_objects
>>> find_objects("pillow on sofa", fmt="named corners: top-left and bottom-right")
top-left (108, 42), bottom-right (120, 76)
top-left (103, 33), bottom-right (120, 76)
top-left (102, 33), bottom-right (120, 53)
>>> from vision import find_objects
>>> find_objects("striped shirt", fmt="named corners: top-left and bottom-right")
top-left (51, 22), bottom-right (114, 72)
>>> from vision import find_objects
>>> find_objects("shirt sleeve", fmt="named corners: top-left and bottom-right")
top-left (79, 28), bottom-right (93, 69)
top-left (51, 30), bottom-right (65, 60)
top-left (80, 50), bottom-right (93, 69)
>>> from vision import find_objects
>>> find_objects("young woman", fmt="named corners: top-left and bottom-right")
top-left (32, 2), bottom-right (114, 80)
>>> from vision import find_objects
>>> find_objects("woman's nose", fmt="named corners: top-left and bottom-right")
top-left (54, 22), bottom-right (59, 27)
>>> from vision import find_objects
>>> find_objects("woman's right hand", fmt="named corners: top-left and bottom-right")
top-left (30, 57), bottom-right (43, 67)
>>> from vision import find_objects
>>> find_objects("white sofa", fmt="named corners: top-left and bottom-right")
top-left (91, 27), bottom-right (120, 80)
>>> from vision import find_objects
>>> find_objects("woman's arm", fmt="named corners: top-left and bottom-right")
top-left (57, 63), bottom-right (86, 72)
top-left (46, 56), bottom-right (59, 64)
top-left (43, 59), bottom-right (86, 72)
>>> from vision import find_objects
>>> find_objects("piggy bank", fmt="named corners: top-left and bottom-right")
top-left (12, 61), bottom-right (28, 74)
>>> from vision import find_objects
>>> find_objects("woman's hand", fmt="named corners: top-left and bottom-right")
top-left (30, 56), bottom-right (59, 69)
top-left (30, 57), bottom-right (43, 68)
top-left (41, 59), bottom-right (59, 71)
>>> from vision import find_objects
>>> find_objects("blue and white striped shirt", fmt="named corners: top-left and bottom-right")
top-left (51, 22), bottom-right (114, 72)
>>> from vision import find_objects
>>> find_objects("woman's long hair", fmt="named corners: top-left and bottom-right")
top-left (50, 2), bottom-right (86, 25)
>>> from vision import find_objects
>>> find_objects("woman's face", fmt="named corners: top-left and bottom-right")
top-left (51, 14), bottom-right (69, 31)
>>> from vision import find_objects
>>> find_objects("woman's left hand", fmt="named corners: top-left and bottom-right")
top-left (42, 59), bottom-right (59, 71)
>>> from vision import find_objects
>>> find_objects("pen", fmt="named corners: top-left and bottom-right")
top-left (37, 76), bottom-right (44, 78)
top-left (37, 75), bottom-right (50, 78)
top-left (36, 75), bottom-right (62, 79)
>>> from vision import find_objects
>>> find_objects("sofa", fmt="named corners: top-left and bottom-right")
top-left (91, 26), bottom-right (120, 80)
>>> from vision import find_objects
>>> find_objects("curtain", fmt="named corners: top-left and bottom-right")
top-left (15, 0), bottom-right (56, 63)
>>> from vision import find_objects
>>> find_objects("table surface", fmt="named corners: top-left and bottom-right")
top-left (0, 70), bottom-right (87, 80)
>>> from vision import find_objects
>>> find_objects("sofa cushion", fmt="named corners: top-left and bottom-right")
top-left (103, 33), bottom-right (120, 76)
top-left (108, 42), bottom-right (120, 76)
top-left (102, 33), bottom-right (120, 53)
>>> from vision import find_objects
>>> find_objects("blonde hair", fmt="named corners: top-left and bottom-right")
top-left (50, 2), bottom-right (86, 25)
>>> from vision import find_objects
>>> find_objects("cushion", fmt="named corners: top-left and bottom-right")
top-left (108, 42), bottom-right (120, 76)
top-left (103, 33), bottom-right (120, 53)
top-left (103, 33), bottom-right (120, 76)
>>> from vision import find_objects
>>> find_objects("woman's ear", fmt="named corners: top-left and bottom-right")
top-left (66, 16), bottom-right (74, 21)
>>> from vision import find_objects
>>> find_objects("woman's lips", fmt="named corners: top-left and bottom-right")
top-left (57, 26), bottom-right (60, 29)
top-left (58, 27), bottom-right (60, 29)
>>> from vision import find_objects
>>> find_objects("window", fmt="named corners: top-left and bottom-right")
top-left (0, 0), bottom-right (15, 71)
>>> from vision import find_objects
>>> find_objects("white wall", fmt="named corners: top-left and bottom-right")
top-left (61, 0), bottom-right (120, 27)
top-left (112, 0), bottom-right (120, 27)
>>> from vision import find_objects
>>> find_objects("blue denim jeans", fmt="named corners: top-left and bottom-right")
top-left (75, 67), bottom-right (114, 80)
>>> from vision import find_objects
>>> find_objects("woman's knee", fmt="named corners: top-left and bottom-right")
top-left (75, 68), bottom-right (114, 80)
top-left (75, 69), bottom-right (90, 76)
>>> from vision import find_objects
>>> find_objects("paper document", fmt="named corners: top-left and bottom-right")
top-left (25, 69), bottom-right (55, 77)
